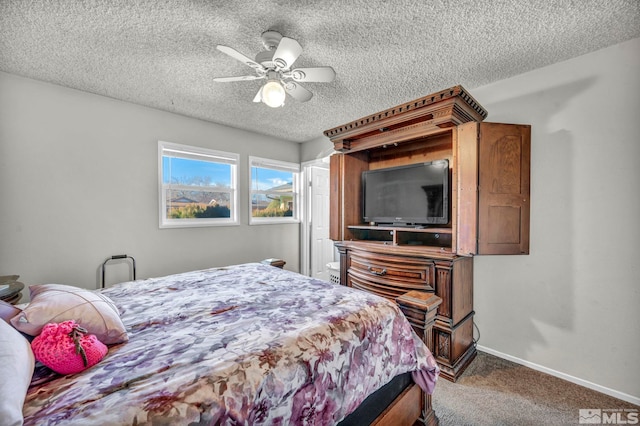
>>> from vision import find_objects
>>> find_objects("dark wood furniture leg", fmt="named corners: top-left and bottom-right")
top-left (396, 291), bottom-right (442, 426)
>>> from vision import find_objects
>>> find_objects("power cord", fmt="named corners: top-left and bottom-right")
top-left (472, 320), bottom-right (480, 348)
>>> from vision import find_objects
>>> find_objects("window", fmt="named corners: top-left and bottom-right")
top-left (249, 156), bottom-right (300, 224)
top-left (159, 141), bottom-right (239, 228)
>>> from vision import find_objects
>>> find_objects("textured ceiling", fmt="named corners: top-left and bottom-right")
top-left (1, 1), bottom-right (639, 143)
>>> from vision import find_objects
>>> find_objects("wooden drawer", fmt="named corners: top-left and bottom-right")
top-left (347, 251), bottom-right (435, 300)
top-left (348, 272), bottom-right (410, 300)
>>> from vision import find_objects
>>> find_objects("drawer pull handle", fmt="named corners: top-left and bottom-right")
top-left (368, 266), bottom-right (387, 276)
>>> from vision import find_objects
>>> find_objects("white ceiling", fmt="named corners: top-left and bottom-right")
top-left (1, 1), bottom-right (639, 143)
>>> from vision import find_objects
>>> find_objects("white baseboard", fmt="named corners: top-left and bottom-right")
top-left (476, 345), bottom-right (640, 406)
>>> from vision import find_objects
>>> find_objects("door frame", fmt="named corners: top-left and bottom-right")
top-left (300, 156), bottom-right (331, 277)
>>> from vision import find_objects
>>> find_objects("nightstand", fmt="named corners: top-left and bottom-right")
top-left (0, 280), bottom-right (24, 305)
top-left (261, 258), bottom-right (286, 269)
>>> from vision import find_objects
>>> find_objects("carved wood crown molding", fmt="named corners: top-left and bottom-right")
top-left (323, 85), bottom-right (488, 152)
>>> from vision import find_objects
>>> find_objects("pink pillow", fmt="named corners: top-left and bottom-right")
top-left (32, 320), bottom-right (107, 375)
top-left (11, 284), bottom-right (128, 344)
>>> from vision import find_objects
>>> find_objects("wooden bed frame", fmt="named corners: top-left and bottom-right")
top-left (371, 291), bottom-right (442, 426)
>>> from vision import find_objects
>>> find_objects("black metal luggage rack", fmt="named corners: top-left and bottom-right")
top-left (101, 254), bottom-right (136, 289)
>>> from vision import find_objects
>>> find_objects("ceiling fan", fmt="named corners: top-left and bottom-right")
top-left (214, 31), bottom-right (336, 108)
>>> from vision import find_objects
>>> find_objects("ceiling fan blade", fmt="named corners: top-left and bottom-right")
top-left (213, 75), bottom-right (264, 83)
top-left (216, 45), bottom-right (265, 71)
top-left (272, 37), bottom-right (302, 70)
top-left (284, 81), bottom-right (313, 102)
top-left (253, 87), bottom-right (262, 103)
top-left (289, 67), bottom-right (336, 83)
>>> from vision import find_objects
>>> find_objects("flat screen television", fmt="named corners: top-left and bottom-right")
top-left (362, 160), bottom-right (449, 226)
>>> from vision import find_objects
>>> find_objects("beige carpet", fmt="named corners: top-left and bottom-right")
top-left (432, 351), bottom-right (638, 425)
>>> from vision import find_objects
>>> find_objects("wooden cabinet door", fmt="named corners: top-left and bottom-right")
top-left (329, 153), bottom-right (343, 241)
top-left (329, 152), bottom-right (369, 241)
top-left (477, 122), bottom-right (531, 254)
top-left (456, 122), bottom-right (531, 255)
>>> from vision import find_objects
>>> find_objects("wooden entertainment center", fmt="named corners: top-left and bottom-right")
top-left (324, 86), bottom-right (530, 381)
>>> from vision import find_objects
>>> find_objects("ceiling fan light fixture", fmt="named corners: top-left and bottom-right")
top-left (215, 31), bottom-right (334, 106)
top-left (261, 80), bottom-right (286, 108)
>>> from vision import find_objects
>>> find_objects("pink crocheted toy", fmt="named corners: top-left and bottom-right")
top-left (31, 320), bottom-right (108, 375)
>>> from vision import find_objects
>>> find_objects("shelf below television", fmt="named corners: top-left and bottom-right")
top-left (347, 225), bottom-right (453, 251)
top-left (348, 225), bottom-right (452, 234)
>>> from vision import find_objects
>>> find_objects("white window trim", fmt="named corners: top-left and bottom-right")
top-left (249, 156), bottom-right (301, 225)
top-left (159, 141), bottom-right (239, 228)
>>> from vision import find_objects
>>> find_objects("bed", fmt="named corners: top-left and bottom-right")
top-left (6, 262), bottom-right (441, 425)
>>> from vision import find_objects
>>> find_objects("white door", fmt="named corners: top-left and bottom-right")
top-left (309, 165), bottom-right (332, 281)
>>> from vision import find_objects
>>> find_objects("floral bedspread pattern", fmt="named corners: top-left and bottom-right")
top-left (23, 263), bottom-right (438, 425)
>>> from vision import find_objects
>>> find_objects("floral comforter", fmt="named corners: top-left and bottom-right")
top-left (23, 263), bottom-right (438, 425)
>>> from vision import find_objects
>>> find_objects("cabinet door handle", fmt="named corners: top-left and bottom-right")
top-left (368, 266), bottom-right (387, 276)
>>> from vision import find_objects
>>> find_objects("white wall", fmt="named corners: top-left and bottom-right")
top-left (0, 72), bottom-right (302, 291)
top-left (472, 37), bottom-right (640, 402)
top-left (301, 37), bottom-right (640, 402)
top-left (300, 135), bottom-right (336, 163)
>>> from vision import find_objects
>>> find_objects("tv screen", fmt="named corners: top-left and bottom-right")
top-left (362, 160), bottom-right (449, 225)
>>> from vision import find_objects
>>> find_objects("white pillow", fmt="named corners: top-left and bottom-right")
top-left (10, 284), bottom-right (128, 345)
top-left (0, 318), bottom-right (34, 426)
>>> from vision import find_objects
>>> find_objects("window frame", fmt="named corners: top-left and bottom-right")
top-left (249, 156), bottom-right (301, 225)
top-left (158, 141), bottom-right (239, 228)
